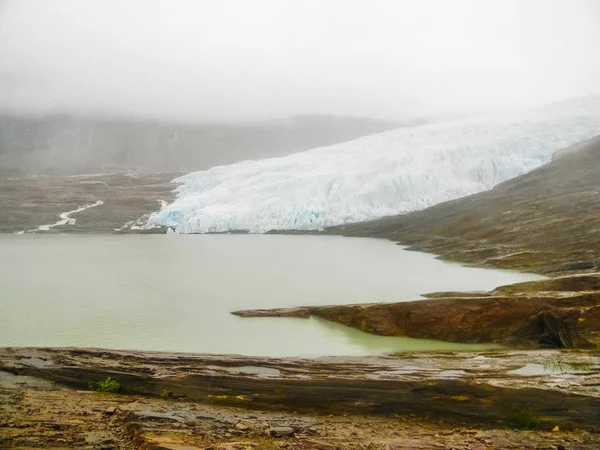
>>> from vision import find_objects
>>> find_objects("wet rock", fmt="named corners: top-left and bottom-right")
top-left (268, 426), bottom-right (295, 437)
top-left (3, 347), bottom-right (599, 431)
top-left (564, 261), bottom-right (597, 271)
top-left (3, 370), bottom-right (600, 450)
top-left (103, 406), bottom-right (117, 416)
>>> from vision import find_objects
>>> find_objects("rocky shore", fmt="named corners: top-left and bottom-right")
top-left (1, 347), bottom-right (599, 449)
top-left (233, 274), bottom-right (600, 349)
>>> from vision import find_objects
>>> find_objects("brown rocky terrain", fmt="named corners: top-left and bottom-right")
top-left (325, 136), bottom-right (600, 275)
top-left (0, 172), bottom-right (177, 234)
top-left (1, 347), bottom-right (599, 449)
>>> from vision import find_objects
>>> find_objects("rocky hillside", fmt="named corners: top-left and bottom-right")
top-left (0, 173), bottom-right (178, 234)
top-left (330, 135), bottom-right (600, 274)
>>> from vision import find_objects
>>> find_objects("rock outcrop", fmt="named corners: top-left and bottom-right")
top-left (234, 273), bottom-right (600, 349)
top-left (309, 294), bottom-right (600, 348)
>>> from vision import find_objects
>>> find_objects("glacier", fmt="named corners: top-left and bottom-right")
top-left (145, 96), bottom-right (600, 233)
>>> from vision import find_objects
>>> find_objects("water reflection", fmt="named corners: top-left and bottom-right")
top-left (310, 317), bottom-right (502, 353)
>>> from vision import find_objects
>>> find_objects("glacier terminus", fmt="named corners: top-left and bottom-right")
top-left (144, 96), bottom-right (600, 234)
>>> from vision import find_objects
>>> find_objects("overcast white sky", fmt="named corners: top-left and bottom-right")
top-left (1, 0), bottom-right (599, 121)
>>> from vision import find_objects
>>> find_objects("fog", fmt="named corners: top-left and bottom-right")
top-left (1, 0), bottom-right (599, 121)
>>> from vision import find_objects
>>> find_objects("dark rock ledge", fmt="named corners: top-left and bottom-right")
top-left (233, 274), bottom-right (600, 349)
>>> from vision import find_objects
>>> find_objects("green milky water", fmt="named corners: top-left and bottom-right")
top-left (0, 234), bottom-right (542, 357)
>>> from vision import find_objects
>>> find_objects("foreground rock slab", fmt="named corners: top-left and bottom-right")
top-left (1, 347), bottom-right (599, 431)
top-left (1, 347), bottom-right (599, 449)
top-left (4, 374), bottom-right (600, 449)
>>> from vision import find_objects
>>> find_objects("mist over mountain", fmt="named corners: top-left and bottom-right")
top-left (0, 114), bottom-right (400, 176)
top-left (2, 1), bottom-right (599, 179)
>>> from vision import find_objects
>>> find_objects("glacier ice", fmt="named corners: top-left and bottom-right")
top-left (145, 96), bottom-right (600, 233)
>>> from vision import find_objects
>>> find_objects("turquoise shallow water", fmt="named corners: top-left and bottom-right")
top-left (0, 234), bottom-right (542, 356)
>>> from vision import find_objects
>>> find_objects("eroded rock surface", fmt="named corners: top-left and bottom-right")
top-left (1, 348), bottom-right (599, 427)
top-left (1, 347), bottom-right (599, 449)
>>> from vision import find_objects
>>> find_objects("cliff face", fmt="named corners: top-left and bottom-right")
top-left (327, 136), bottom-right (600, 275)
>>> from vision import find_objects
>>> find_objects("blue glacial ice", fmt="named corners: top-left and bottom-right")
top-left (144, 96), bottom-right (600, 233)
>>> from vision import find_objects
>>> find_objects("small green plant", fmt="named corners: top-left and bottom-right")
top-left (506, 408), bottom-right (539, 430)
top-left (89, 376), bottom-right (122, 393)
top-left (160, 390), bottom-right (174, 400)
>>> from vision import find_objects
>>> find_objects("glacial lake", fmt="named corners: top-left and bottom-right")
top-left (0, 234), bottom-right (542, 357)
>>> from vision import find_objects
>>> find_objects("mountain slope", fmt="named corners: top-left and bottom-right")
top-left (0, 114), bottom-right (398, 175)
top-left (145, 96), bottom-right (600, 233)
top-left (331, 135), bottom-right (600, 274)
